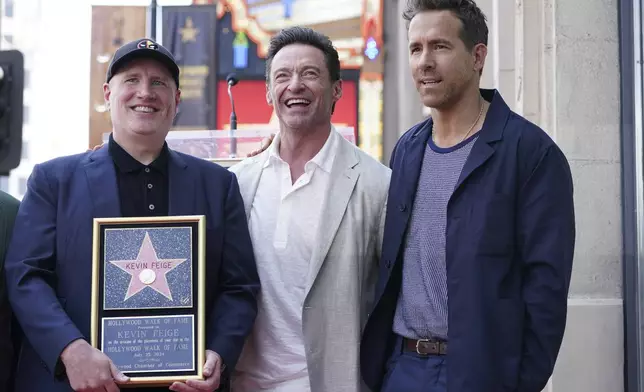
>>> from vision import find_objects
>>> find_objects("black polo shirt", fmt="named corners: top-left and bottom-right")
top-left (108, 135), bottom-right (169, 217)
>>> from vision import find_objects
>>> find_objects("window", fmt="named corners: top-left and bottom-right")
top-left (20, 140), bottom-right (28, 161)
top-left (0, 176), bottom-right (8, 192)
top-left (4, 0), bottom-right (13, 18)
top-left (17, 176), bottom-right (26, 195)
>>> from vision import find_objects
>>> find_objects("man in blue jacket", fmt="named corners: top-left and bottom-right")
top-left (4, 38), bottom-right (260, 392)
top-left (360, 1), bottom-right (576, 391)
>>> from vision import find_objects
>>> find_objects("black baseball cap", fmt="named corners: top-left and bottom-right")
top-left (106, 38), bottom-right (180, 88)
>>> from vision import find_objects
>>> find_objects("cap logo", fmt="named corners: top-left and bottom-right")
top-left (137, 40), bottom-right (158, 50)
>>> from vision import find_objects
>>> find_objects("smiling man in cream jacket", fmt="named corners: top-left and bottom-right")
top-left (229, 27), bottom-right (390, 392)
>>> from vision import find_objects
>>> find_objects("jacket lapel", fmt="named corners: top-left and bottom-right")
top-left (84, 146), bottom-right (121, 218)
top-left (400, 124), bottom-right (430, 209)
top-left (234, 154), bottom-right (268, 222)
top-left (168, 150), bottom-right (197, 216)
top-left (453, 140), bottom-right (495, 192)
top-left (305, 137), bottom-right (360, 295)
top-left (452, 89), bottom-right (509, 193)
top-left (382, 121), bottom-right (431, 266)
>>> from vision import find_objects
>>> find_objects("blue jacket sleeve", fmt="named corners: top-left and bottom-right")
top-left (517, 145), bottom-right (576, 391)
top-left (207, 172), bottom-right (260, 371)
top-left (4, 164), bottom-right (84, 377)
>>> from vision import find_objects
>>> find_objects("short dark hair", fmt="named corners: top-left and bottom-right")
top-left (403, 0), bottom-right (488, 49)
top-left (265, 26), bottom-right (341, 83)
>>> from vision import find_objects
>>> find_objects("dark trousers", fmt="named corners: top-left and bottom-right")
top-left (380, 336), bottom-right (447, 392)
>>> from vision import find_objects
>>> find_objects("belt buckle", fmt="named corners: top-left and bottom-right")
top-left (415, 338), bottom-right (430, 355)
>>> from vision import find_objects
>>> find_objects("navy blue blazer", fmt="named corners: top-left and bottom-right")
top-left (4, 146), bottom-right (260, 392)
top-left (360, 89), bottom-right (575, 392)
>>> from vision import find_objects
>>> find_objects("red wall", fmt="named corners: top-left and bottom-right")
top-left (216, 80), bottom-right (358, 135)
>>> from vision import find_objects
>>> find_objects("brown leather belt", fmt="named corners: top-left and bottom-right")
top-left (403, 337), bottom-right (448, 356)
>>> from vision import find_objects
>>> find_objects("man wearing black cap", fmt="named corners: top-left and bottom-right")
top-left (4, 38), bottom-right (260, 392)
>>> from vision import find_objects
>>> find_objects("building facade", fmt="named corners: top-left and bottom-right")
top-left (0, 0), bottom-right (94, 200)
top-left (0, 0), bottom-right (635, 390)
top-left (0, 0), bottom-right (31, 198)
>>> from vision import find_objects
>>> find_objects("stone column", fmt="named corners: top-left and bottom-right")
top-left (542, 0), bottom-right (623, 389)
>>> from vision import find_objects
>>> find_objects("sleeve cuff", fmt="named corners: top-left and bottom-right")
top-left (48, 334), bottom-right (84, 380)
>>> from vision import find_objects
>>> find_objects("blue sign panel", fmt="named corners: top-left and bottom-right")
top-left (102, 315), bottom-right (195, 373)
top-left (162, 6), bottom-right (218, 129)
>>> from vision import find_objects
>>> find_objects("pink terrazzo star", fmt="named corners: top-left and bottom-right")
top-left (110, 231), bottom-right (187, 301)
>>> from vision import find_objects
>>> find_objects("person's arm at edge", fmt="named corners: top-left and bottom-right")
top-left (206, 171), bottom-right (260, 373)
top-left (0, 191), bottom-right (20, 390)
top-left (4, 164), bottom-right (84, 378)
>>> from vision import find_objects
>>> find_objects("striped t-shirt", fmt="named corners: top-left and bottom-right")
top-left (392, 132), bottom-right (478, 340)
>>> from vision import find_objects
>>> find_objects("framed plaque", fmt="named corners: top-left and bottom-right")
top-left (90, 215), bottom-right (206, 386)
